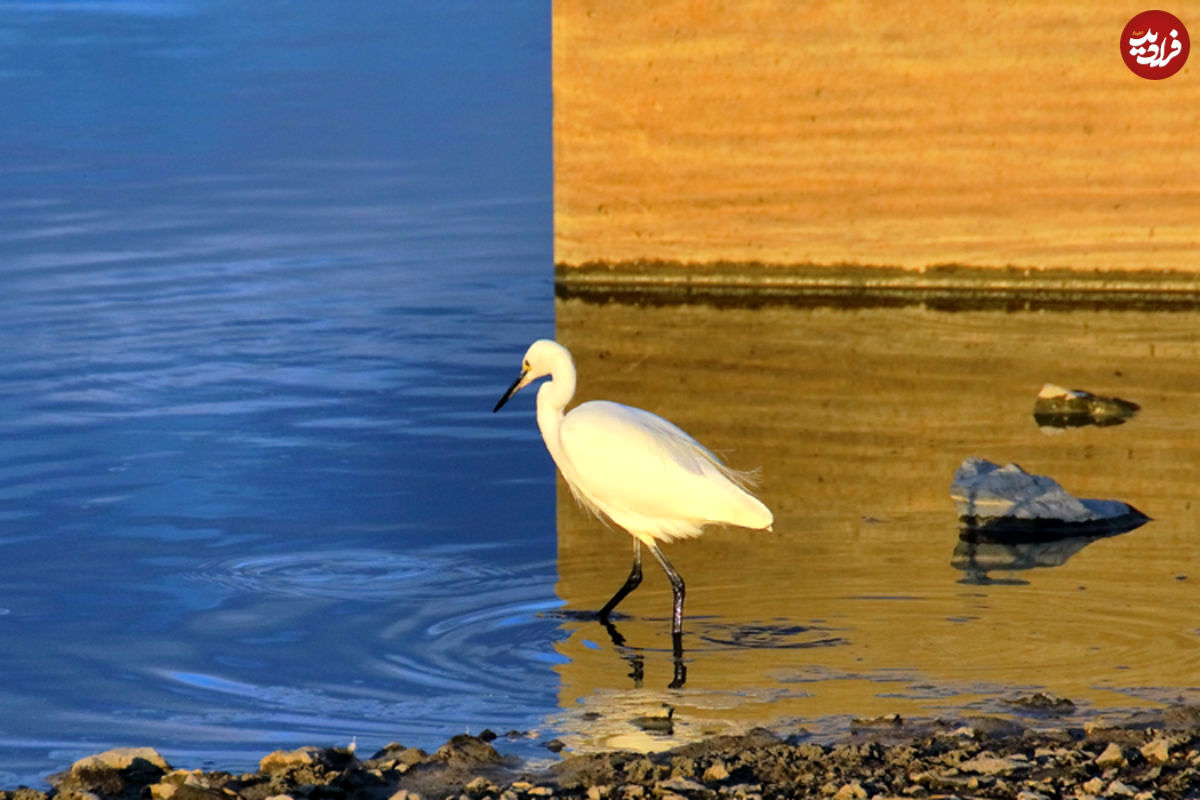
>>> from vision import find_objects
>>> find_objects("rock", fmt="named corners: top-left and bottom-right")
top-left (367, 743), bottom-right (428, 771)
top-left (1140, 737), bottom-right (1172, 764)
top-left (1004, 691), bottom-right (1076, 715)
top-left (432, 734), bottom-right (504, 767)
top-left (53, 747), bottom-right (171, 800)
top-left (950, 458), bottom-right (1147, 529)
top-left (464, 776), bottom-right (495, 796)
top-left (656, 776), bottom-right (706, 794)
top-left (850, 713), bottom-right (903, 730)
top-left (1095, 742), bottom-right (1126, 769)
top-left (71, 748), bottom-right (171, 774)
top-left (1105, 779), bottom-right (1136, 797)
top-left (258, 747), bottom-right (320, 774)
top-left (832, 781), bottom-right (867, 800)
top-left (957, 754), bottom-right (1030, 775)
top-left (1033, 384), bottom-right (1139, 429)
top-left (702, 760), bottom-right (730, 782)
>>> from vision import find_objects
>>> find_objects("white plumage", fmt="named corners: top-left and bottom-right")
top-left (493, 339), bottom-right (773, 637)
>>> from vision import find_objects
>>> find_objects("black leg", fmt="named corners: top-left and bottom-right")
top-left (599, 539), bottom-right (643, 621)
top-left (648, 542), bottom-right (685, 636)
top-left (669, 631), bottom-right (687, 689)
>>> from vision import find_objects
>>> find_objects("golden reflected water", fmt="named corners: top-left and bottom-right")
top-left (549, 297), bottom-right (1200, 751)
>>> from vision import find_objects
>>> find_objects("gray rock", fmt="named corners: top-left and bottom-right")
top-left (951, 458), bottom-right (1142, 524)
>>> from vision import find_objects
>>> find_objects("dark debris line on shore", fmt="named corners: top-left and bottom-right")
top-left (17, 705), bottom-right (1200, 800)
top-left (553, 261), bottom-right (1200, 311)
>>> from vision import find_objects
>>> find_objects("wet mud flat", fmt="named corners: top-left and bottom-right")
top-left (24, 704), bottom-right (1200, 800)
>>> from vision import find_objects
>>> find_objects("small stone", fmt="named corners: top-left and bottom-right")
top-left (586, 786), bottom-right (608, 800)
top-left (658, 776), bottom-right (706, 794)
top-left (1105, 780), bottom-right (1136, 797)
top-left (958, 754), bottom-right (1029, 775)
top-left (832, 781), bottom-right (867, 800)
top-left (851, 713), bottom-right (902, 729)
top-left (1139, 737), bottom-right (1171, 764)
top-left (702, 760), bottom-right (730, 782)
top-left (1017, 791), bottom-right (1050, 800)
top-left (510, 781), bottom-right (534, 791)
top-left (464, 777), bottom-right (493, 796)
top-left (527, 788), bottom-right (554, 797)
top-left (1095, 742), bottom-right (1126, 769)
top-left (1005, 691), bottom-right (1076, 714)
top-left (1082, 777), bottom-right (1105, 794)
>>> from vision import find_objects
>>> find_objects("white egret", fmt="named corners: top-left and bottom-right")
top-left (493, 339), bottom-right (773, 638)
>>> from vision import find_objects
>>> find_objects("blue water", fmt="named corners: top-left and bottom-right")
top-left (0, 0), bottom-right (555, 784)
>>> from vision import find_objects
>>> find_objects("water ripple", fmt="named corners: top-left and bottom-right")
top-left (192, 548), bottom-right (533, 603)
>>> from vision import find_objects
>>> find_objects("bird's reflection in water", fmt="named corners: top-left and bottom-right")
top-left (554, 612), bottom-right (846, 690)
top-left (952, 514), bottom-right (1151, 585)
top-left (599, 616), bottom-right (687, 688)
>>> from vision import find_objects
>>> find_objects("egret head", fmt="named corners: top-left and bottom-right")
top-left (493, 339), bottom-right (571, 412)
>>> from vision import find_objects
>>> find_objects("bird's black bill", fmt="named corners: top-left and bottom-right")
top-left (493, 371), bottom-right (526, 413)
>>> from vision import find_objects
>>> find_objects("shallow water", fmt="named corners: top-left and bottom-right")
top-left (552, 298), bottom-right (1200, 751)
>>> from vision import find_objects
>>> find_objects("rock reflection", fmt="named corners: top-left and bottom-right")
top-left (952, 514), bottom-right (1151, 585)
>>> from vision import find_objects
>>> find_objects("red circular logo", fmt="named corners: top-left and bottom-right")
top-left (1122, 10), bottom-right (1189, 79)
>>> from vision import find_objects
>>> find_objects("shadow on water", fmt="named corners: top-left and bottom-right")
top-left (547, 294), bottom-right (1200, 754)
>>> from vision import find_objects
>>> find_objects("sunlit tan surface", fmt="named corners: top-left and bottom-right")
top-left (555, 1), bottom-right (1200, 270)
top-left (548, 298), bottom-right (1200, 751)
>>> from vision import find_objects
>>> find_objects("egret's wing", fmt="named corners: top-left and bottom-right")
top-left (560, 400), bottom-right (768, 534)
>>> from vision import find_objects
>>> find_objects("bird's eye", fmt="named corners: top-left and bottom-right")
top-left (523, 361), bottom-right (530, 370)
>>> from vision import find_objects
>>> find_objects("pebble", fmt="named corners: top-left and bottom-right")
top-left (958, 754), bottom-right (1030, 775)
top-left (1140, 737), bottom-right (1172, 765)
top-left (831, 781), bottom-right (867, 800)
top-left (702, 760), bottom-right (730, 782)
top-left (1095, 742), bottom-right (1127, 769)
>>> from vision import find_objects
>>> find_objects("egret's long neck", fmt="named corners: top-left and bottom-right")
top-left (535, 361), bottom-right (576, 473)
